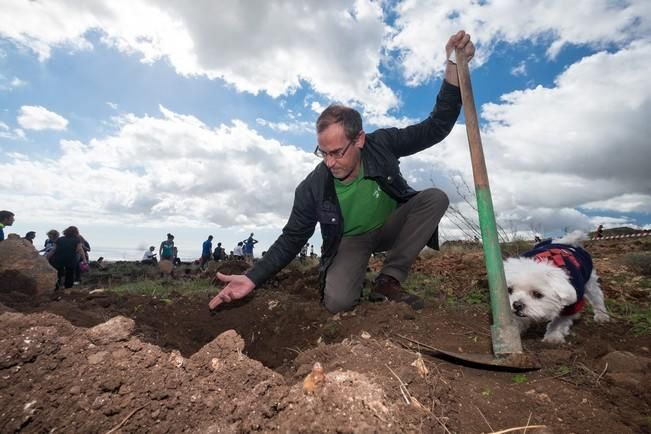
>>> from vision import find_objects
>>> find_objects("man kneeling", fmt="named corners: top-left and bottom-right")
top-left (208, 31), bottom-right (474, 314)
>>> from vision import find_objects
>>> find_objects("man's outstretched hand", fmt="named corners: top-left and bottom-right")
top-left (208, 272), bottom-right (256, 310)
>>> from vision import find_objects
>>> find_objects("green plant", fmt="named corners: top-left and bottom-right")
top-left (320, 321), bottom-right (340, 339)
top-left (640, 277), bottom-right (651, 289)
top-left (629, 309), bottom-right (651, 335)
top-left (606, 301), bottom-right (651, 335)
top-left (481, 387), bottom-right (491, 397)
top-left (110, 278), bottom-right (213, 297)
top-left (402, 273), bottom-right (442, 300)
top-left (511, 374), bottom-right (528, 384)
top-left (463, 288), bottom-right (488, 305)
top-left (556, 365), bottom-right (571, 376)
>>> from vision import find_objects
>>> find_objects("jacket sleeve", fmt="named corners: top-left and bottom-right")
top-left (373, 80), bottom-right (461, 158)
top-left (245, 179), bottom-right (318, 286)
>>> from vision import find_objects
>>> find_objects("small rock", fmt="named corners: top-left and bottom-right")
top-left (86, 316), bottom-right (135, 345)
top-left (168, 350), bottom-right (184, 368)
top-left (111, 348), bottom-right (129, 360)
top-left (606, 372), bottom-right (643, 388)
top-left (210, 358), bottom-right (221, 371)
top-left (99, 377), bottom-right (122, 393)
top-left (361, 331), bottom-right (371, 339)
top-left (303, 362), bottom-right (326, 393)
top-left (599, 351), bottom-right (648, 373)
top-left (87, 351), bottom-right (108, 365)
top-left (69, 386), bottom-right (81, 395)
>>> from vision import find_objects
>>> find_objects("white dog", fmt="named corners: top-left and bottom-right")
top-left (503, 231), bottom-right (610, 344)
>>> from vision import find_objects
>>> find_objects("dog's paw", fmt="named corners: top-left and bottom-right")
top-left (542, 333), bottom-right (566, 344)
top-left (594, 312), bottom-right (610, 323)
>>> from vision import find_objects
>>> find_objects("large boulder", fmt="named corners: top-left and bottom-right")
top-left (0, 237), bottom-right (57, 295)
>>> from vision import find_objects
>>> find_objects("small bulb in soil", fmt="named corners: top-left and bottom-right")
top-left (303, 362), bottom-right (326, 393)
top-left (411, 354), bottom-right (429, 377)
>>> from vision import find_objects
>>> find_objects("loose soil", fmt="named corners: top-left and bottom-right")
top-left (1, 238), bottom-right (650, 433)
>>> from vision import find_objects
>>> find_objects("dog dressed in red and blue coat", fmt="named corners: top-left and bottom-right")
top-left (503, 231), bottom-right (610, 344)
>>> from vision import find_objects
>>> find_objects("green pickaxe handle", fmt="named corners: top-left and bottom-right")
top-left (455, 48), bottom-right (523, 356)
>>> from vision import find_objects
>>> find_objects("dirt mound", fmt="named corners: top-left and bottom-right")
top-left (0, 309), bottom-right (438, 433)
top-left (1, 236), bottom-right (650, 432)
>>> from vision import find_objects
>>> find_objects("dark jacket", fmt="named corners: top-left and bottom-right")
top-left (246, 80), bottom-right (462, 288)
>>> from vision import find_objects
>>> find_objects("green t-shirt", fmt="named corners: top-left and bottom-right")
top-left (335, 163), bottom-right (397, 236)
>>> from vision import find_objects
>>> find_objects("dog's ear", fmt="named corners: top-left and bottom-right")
top-left (555, 280), bottom-right (578, 306)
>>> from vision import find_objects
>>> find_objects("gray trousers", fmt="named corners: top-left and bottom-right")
top-left (323, 188), bottom-right (449, 313)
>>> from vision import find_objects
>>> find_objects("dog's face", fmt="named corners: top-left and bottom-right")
top-left (503, 257), bottom-right (577, 322)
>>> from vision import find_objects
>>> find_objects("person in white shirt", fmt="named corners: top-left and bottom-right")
top-left (233, 242), bottom-right (244, 260)
top-left (142, 246), bottom-right (157, 265)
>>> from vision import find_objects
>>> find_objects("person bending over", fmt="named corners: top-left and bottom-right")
top-left (209, 31), bottom-right (474, 313)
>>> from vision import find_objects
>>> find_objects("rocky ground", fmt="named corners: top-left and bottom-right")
top-left (1, 236), bottom-right (650, 433)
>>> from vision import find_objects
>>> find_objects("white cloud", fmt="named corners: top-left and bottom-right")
top-left (582, 194), bottom-right (651, 214)
top-left (0, 121), bottom-right (25, 141)
top-left (395, 41), bottom-right (651, 236)
top-left (0, 0), bottom-right (398, 117)
top-left (388, 0), bottom-right (651, 85)
top-left (255, 118), bottom-right (312, 134)
top-left (510, 61), bottom-right (526, 77)
top-left (10, 77), bottom-right (26, 88)
top-left (0, 74), bottom-right (27, 91)
top-left (17, 105), bottom-right (68, 131)
top-left (1, 106), bottom-right (317, 229)
top-left (2, 0), bottom-right (650, 120)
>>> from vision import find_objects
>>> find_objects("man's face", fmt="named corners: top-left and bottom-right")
top-left (316, 123), bottom-right (364, 183)
top-left (2, 215), bottom-right (14, 226)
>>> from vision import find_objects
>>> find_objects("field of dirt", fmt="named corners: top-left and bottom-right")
top-left (1, 237), bottom-right (650, 433)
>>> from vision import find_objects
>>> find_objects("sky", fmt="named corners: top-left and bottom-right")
top-left (1, 0), bottom-right (650, 260)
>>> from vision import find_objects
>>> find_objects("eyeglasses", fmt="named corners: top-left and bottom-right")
top-left (314, 137), bottom-right (356, 160)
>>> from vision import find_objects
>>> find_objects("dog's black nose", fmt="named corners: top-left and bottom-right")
top-left (512, 301), bottom-right (524, 311)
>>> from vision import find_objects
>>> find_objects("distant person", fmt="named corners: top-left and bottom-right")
top-left (24, 231), bottom-right (36, 244)
top-left (142, 246), bottom-right (158, 265)
top-left (213, 242), bottom-right (224, 261)
top-left (48, 226), bottom-right (86, 290)
top-left (233, 241), bottom-right (244, 260)
top-left (208, 31), bottom-right (475, 314)
top-left (200, 235), bottom-right (213, 268)
top-left (75, 233), bottom-right (91, 284)
top-left (0, 210), bottom-right (15, 242)
top-left (172, 246), bottom-right (181, 266)
top-left (300, 242), bottom-right (309, 262)
top-left (40, 229), bottom-right (59, 255)
top-left (242, 233), bottom-right (258, 263)
top-left (310, 244), bottom-right (316, 258)
top-left (596, 224), bottom-right (604, 239)
top-left (160, 233), bottom-right (175, 261)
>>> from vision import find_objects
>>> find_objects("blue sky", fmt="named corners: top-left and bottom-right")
top-left (1, 0), bottom-right (650, 260)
